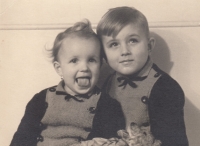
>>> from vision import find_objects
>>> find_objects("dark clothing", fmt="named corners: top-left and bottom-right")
top-left (148, 65), bottom-right (188, 146)
top-left (10, 87), bottom-right (125, 146)
top-left (102, 64), bottom-right (188, 146)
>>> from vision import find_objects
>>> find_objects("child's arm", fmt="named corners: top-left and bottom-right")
top-left (10, 89), bottom-right (47, 146)
top-left (88, 91), bottom-right (125, 140)
top-left (149, 75), bottom-right (188, 146)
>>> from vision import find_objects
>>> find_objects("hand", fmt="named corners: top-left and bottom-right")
top-left (117, 122), bottom-right (162, 146)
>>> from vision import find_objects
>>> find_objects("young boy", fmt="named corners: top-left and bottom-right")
top-left (10, 19), bottom-right (125, 146)
top-left (96, 6), bottom-right (188, 146)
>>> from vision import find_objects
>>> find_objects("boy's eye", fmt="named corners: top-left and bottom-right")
top-left (70, 58), bottom-right (78, 63)
top-left (89, 58), bottom-right (96, 62)
top-left (110, 42), bottom-right (119, 48)
top-left (129, 38), bottom-right (138, 43)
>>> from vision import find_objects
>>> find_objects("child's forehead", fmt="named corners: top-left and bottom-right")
top-left (61, 34), bottom-right (96, 44)
top-left (61, 35), bottom-right (101, 51)
top-left (65, 33), bottom-right (99, 41)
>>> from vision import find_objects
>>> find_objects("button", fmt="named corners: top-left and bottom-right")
top-left (154, 72), bottom-right (160, 78)
top-left (141, 96), bottom-right (148, 104)
top-left (39, 122), bottom-right (46, 130)
top-left (37, 135), bottom-right (43, 142)
top-left (49, 87), bottom-right (56, 92)
top-left (39, 122), bottom-right (43, 127)
top-left (84, 127), bottom-right (92, 132)
top-left (88, 107), bottom-right (96, 114)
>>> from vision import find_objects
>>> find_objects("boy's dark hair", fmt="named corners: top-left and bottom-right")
top-left (49, 19), bottom-right (102, 63)
top-left (97, 6), bottom-right (149, 38)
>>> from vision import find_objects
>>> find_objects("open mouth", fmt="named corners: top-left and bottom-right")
top-left (76, 77), bottom-right (91, 87)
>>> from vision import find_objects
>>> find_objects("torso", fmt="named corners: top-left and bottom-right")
top-left (106, 65), bottom-right (161, 129)
top-left (37, 86), bottom-right (101, 146)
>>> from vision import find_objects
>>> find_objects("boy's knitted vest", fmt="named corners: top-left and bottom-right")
top-left (106, 65), bottom-right (161, 129)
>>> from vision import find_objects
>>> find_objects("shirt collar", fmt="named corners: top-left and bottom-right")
top-left (56, 80), bottom-right (67, 95)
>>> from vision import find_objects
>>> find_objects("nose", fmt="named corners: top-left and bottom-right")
top-left (121, 44), bottom-right (131, 56)
top-left (80, 62), bottom-right (89, 72)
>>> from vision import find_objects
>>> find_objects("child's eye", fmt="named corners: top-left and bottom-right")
top-left (110, 42), bottom-right (119, 48)
top-left (129, 38), bottom-right (138, 44)
top-left (70, 58), bottom-right (78, 63)
top-left (89, 58), bottom-right (96, 62)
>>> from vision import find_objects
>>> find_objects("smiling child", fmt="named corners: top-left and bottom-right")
top-left (97, 7), bottom-right (188, 146)
top-left (10, 19), bottom-right (125, 146)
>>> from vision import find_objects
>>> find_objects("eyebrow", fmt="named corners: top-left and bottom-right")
top-left (104, 34), bottom-right (140, 44)
top-left (127, 34), bottom-right (140, 38)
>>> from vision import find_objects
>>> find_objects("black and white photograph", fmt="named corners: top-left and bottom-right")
top-left (0, 0), bottom-right (200, 145)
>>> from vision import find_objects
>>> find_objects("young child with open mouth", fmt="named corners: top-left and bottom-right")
top-left (10, 19), bottom-right (125, 146)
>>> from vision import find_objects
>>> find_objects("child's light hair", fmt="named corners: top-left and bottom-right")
top-left (97, 6), bottom-right (150, 39)
top-left (48, 19), bottom-right (102, 63)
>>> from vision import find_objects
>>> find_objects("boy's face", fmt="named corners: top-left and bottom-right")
top-left (54, 36), bottom-right (101, 95)
top-left (102, 23), bottom-right (153, 76)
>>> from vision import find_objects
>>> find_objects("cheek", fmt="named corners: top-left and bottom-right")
top-left (63, 68), bottom-right (75, 78)
top-left (133, 46), bottom-right (149, 59)
top-left (91, 64), bottom-right (100, 74)
top-left (105, 50), bottom-right (118, 62)
top-left (136, 52), bottom-right (149, 65)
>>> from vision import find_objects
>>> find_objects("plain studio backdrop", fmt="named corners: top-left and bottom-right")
top-left (0, 0), bottom-right (200, 145)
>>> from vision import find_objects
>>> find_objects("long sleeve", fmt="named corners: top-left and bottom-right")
top-left (88, 91), bottom-right (125, 140)
top-left (10, 89), bottom-right (47, 146)
top-left (149, 74), bottom-right (188, 146)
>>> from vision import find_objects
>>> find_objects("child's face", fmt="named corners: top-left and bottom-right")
top-left (54, 36), bottom-right (101, 95)
top-left (101, 23), bottom-right (153, 76)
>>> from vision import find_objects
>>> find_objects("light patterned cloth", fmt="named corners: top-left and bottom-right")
top-left (72, 123), bottom-right (162, 146)
top-left (71, 137), bottom-right (127, 146)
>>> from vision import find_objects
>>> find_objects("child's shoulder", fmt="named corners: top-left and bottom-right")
top-left (152, 64), bottom-right (182, 90)
top-left (151, 64), bottom-right (184, 101)
top-left (28, 85), bottom-right (58, 106)
top-left (37, 85), bottom-right (57, 95)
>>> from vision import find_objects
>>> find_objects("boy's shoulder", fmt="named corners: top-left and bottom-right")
top-left (151, 64), bottom-right (184, 100)
top-left (152, 64), bottom-right (182, 89)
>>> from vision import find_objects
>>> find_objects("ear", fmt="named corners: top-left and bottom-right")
top-left (53, 61), bottom-right (63, 77)
top-left (148, 37), bottom-right (155, 52)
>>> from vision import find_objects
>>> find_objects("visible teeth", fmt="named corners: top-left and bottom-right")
top-left (77, 78), bottom-right (90, 87)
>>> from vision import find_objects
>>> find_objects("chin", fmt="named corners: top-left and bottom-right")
top-left (76, 88), bottom-right (92, 95)
top-left (119, 70), bottom-right (137, 76)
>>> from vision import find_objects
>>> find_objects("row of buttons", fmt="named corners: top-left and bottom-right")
top-left (140, 72), bottom-right (160, 105)
top-left (36, 100), bottom-right (92, 143)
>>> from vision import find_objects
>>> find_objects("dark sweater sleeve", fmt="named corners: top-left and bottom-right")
top-left (149, 74), bottom-right (188, 146)
top-left (88, 92), bottom-right (125, 139)
top-left (10, 89), bottom-right (47, 146)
